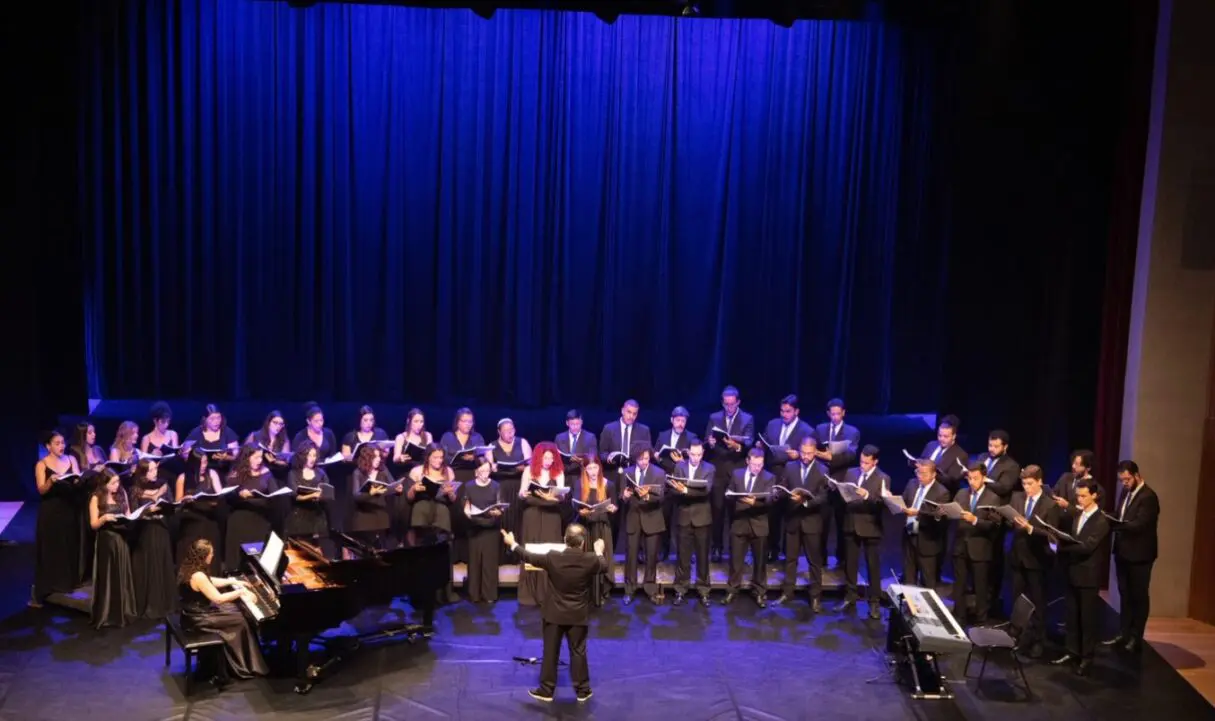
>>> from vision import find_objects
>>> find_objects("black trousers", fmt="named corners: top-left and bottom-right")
top-left (1011, 565), bottom-right (1047, 646)
top-left (675, 523), bottom-right (711, 596)
top-left (845, 534), bottom-right (881, 602)
top-left (1115, 558), bottom-right (1154, 640)
top-left (990, 528), bottom-right (1008, 615)
top-left (539, 620), bottom-right (590, 695)
top-left (1065, 584), bottom-right (1101, 660)
top-left (952, 555), bottom-right (990, 623)
top-left (901, 533), bottom-right (940, 590)
top-left (624, 531), bottom-right (661, 596)
top-left (710, 471), bottom-right (733, 554)
top-left (728, 530), bottom-right (768, 593)
top-left (782, 526), bottom-right (823, 598)
top-left (823, 496), bottom-right (848, 565)
top-left (660, 494), bottom-right (678, 561)
top-left (466, 528), bottom-right (500, 603)
top-left (767, 504), bottom-right (784, 559)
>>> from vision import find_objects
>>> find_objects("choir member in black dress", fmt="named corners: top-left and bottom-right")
top-left (574, 456), bottom-right (616, 605)
top-left (89, 469), bottom-right (136, 628)
top-left (175, 451), bottom-right (226, 574)
top-left (349, 444), bottom-right (400, 548)
top-left (185, 404), bottom-right (240, 459)
top-left (285, 440), bottom-right (331, 544)
top-left (70, 422), bottom-right (107, 473)
top-left (391, 408), bottom-right (433, 531)
top-left (127, 458), bottom-right (177, 618)
top-left (440, 408), bottom-right (488, 566)
top-left (31, 431), bottom-right (83, 606)
top-left (69, 422), bottom-right (105, 583)
top-left (246, 409), bottom-right (291, 473)
top-left (178, 538), bottom-right (268, 685)
top-left (517, 443), bottom-right (569, 606)
top-left (110, 420), bottom-right (139, 464)
top-left (489, 418), bottom-right (532, 549)
top-left (140, 401), bottom-right (181, 455)
top-left (463, 458), bottom-right (504, 603)
top-left (223, 446), bottom-right (279, 571)
top-left (341, 404), bottom-right (391, 461)
top-left (408, 445), bottom-right (460, 602)
top-left (291, 403), bottom-right (338, 461)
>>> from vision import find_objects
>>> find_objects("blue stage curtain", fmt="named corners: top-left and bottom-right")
top-left (80, 2), bottom-right (949, 411)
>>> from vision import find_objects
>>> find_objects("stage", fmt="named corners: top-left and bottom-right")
top-left (0, 506), bottom-right (1211, 721)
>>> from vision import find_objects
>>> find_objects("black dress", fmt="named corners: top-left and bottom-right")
top-left (490, 441), bottom-right (527, 549)
top-left (223, 471), bottom-right (279, 572)
top-left (410, 470), bottom-right (458, 602)
top-left (129, 486), bottom-right (178, 618)
top-left (185, 426), bottom-right (240, 449)
top-left (92, 498), bottom-right (136, 628)
top-left (291, 428), bottom-right (338, 461)
top-left (581, 481), bottom-right (616, 605)
top-left (349, 468), bottom-right (395, 545)
top-left (33, 460), bottom-right (83, 600)
top-left (70, 446), bottom-right (104, 584)
top-left (285, 468), bottom-right (331, 538)
top-left (341, 428), bottom-right (391, 455)
top-left (440, 431), bottom-right (485, 565)
top-left (518, 471), bottom-right (568, 606)
top-left (176, 469), bottom-right (226, 575)
top-left (180, 581), bottom-right (268, 679)
top-left (463, 480), bottom-right (502, 603)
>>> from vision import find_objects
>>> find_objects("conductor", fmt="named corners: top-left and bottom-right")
top-left (501, 525), bottom-right (607, 703)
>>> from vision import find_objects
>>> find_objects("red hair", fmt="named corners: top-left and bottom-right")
top-left (529, 441), bottom-right (564, 479)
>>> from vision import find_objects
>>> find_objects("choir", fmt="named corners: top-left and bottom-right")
top-left (30, 393), bottom-right (1159, 678)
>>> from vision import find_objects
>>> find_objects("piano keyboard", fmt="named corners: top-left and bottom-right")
top-left (887, 584), bottom-right (969, 655)
top-left (236, 574), bottom-right (280, 622)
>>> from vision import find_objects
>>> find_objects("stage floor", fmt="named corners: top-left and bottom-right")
top-left (0, 510), bottom-right (1212, 720)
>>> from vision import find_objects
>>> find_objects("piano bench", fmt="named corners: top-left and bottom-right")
top-left (163, 614), bottom-right (225, 696)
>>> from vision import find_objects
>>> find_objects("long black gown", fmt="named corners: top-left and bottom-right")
top-left (176, 469), bottom-right (225, 575)
top-left (129, 486), bottom-right (177, 619)
top-left (410, 470), bottom-right (457, 602)
top-left (463, 480), bottom-right (502, 603)
top-left (223, 471), bottom-right (279, 572)
top-left (580, 480), bottom-right (616, 605)
top-left (518, 471), bottom-right (568, 606)
top-left (490, 440), bottom-right (527, 560)
top-left (285, 468), bottom-right (331, 539)
top-left (33, 461), bottom-right (83, 601)
top-left (69, 446), bottom-right (104, 584)
top-left (439, 431), bottom-right (485, 564)
top-left (92, 499), bottom-right (136, 628)
top-left (180, 581), bottom-right (268, 679)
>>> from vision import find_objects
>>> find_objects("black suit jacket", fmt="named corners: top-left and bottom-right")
top-left (599, 422), bottom-right (651, 468)
top-left (842, 467), bottom-right (888, 539)
top-left (705, 410), bottom-right (755, 466)
top-left (782, 461), bottom-right (829, 533)
top-left (901, 480), bottom-right (952, 554)
top-left (653, 428), bottom-right (697, 473)
top-left (672, 460), bottom-right (714, 528)
top-left (919, 441), bottom-right (968, 494)
top-left (814, 422), bottom-right (860, 478)
top-left (1051, 471), bottom-right (1093, 508)
top-left (952, 486), bottom-right (1000, 561)
top-left (1008, 491), bottom-right (1061, 571)
top-left (622, 464), bottom-right (666, 535)
top-left (555, 431), bottom-right (599, 471)
top-left (1112, 484), bottom-right (1159, 563)
top-left (977, 453), bottom-right (1021, 503)
top-left (1058, 509), bottom-right (1111, 588)
top-left (728, 468), bottom-right (774, 536)
top-left (515, 545), bottom-right (608, 626)
top-left (760, 418), bottom-right (815, 473)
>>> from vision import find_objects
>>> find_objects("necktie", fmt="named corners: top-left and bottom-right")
top-left (1025, 495), bottom-right (1036, 520)
top-left (1120, 490), bottom-right (1133, 520)
top-left (570, 433), bottom-right (577, 454)
top-left (623, 425), bottom-right (631, 457)
top-left (830, 425), bottom-right (837, 441)
top-left (726, 415), bottom-right (734, 434)
top-left (801, 464), bottom-right (810, 483)
top-left (908, 484), bottom-right (927, 531)
top-left (931, 446), bottom-right (943, 462)
top-left (1077, 509), bottom-right (1089, 534)
top-left (986, 457), bottom-right (996, 473)
top-left (745, 473), bottom-right (753, 494)
top-left (969, 492), bottom-right (979, 513)
top-left (779, 423), bottom-right (792, 446)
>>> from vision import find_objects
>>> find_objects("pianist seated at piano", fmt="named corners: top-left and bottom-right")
top-left (285, 440), bottom-right (332, 546)
top-left (178, 538), bottom-right (268, 686)
top-left (463, 458), bottom-right (504, 603)
top-left (407, 445), bottom-right (460, 603)
top-left (349, 444), bottom-right (400, 548)
top-left (223, 446), bottom-right (281, 572)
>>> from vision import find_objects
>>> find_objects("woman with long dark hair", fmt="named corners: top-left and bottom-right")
top-left (223, 446), bottom-right (279, 571)
top-left (285, 440), bottom-right (331, 542)
top-left (69, 422), bottom-right (106, 472)
top-left (31, 431), bottom-right (82, 606)
top-left (392, 408), bottom-right (432, 468)
top-left (577, 456), bottom-right (617, 605)
top-left (184, 404), bottom-right (240, 458)
top-left (349, 443), bottom-right (398, 547)
top-left (407, 444), bottom-right (460, 603)
top-left (89, 468), bottom-right (136, 628)
top-left (291, 403), bottom-right (338, 462)
top-left (175, 451), bottom-right (226, 574)
top-left (341, 405), bottom-right (391, 461)
top-left (127, 458), bottom-right (176, 618)
top-left (246, 409), bottom-right (291, 470)
top-left (178, 538), bottom-right (268, 686)
top-left (67, 422), bottom-right (103, 584)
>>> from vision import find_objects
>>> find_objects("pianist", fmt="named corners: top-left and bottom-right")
top-left (178, 538), bottom-right (268, 686)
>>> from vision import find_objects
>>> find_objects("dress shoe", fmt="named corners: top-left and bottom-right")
top-left (528, 688), bottom-right (554, 703)
top-left (811, 599), bottom-right (823, 613)
top-left (868, 605), bottom-right (881, 620)
top-left (722, 592), bottom-right (736, 606)
top-left (1124, 638), bottom-right (1141, 654)
top-left (1101, 634), bottom-right (1126, 647)
top-left (1076, 660), bottom-right (1092, 676)
top-left (699, 595), bottom-right (712, 607)
top-left (1050, 653), bottom-right (1077, 666)
top-left (648, 594), bottom-right (662, 605)
top-left (754, 593), bottom-right (767, 609)
top-left (774, 594), bottom-right (792, 605)
top-left (839, 598), bottom-right (857, 612)
top-left (621, 595), bottom-right (633, 606)
top-left (672, 593), bottom-right (685, 606)
top-left (576, 689), bottom-right (594, 702)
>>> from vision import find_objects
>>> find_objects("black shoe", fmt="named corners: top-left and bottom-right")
top-left (528, 688), bottom-right (554, 703)
top-left (868, 605), bottom-right (881, 620)
top-left (672, 593), bottom-right (685, 606)
top-left (1076, 660), bottom-right (1092, 676)
top-left (774, 594), bottom-right (792, 605)
top-left (711, 550), bottom-right (722, 563)
top-left (209, 675), bottom-right (233, 691)
top-left (622, 594), bottom-right (633, 606)
top-left (1051, 653), bottom-right (1077, 666)
top-left (1124, 638), bottom-right (1141, 654)
top-left (811, 599), bottom-right (823, 613)
top-left (839, 598), bottom-right (857, 612)
top-left (1101, 634), bottom-right (1126, 647)
top-left (648, 594), bottom-right (662, 605)
top-left (576, 689), bottom-right (593, 702)
top-left (755, 593), bottom-right (767, 609)
top-left (722, 592), bottom-right (736, 606)
top-left (699, 595), bottom-right (711, 607)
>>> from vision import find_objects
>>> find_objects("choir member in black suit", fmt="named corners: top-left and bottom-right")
top-left (1104, 460), bottom-right (1159, 654)
top-left (284, 440), bottom-right (331, 545)
top-left (89, 469), bottom-right (136, 628)
top-left (760, 395), bottom-right (814, 562)
top-left (670, 441), bottom-right (714, 606)
top-left (186, 404), bottom-right (241, 457)
top-left (246, 410), bottom-right (291, 473)
top-left (140, 401), bottom-right (181, 455)
top-left (620, 446), bottom-right (666, 604)
top-left (1051, 449), bottom-right (1094, 512)
top-left (978, 429), bottom-right (1020, 616)
top-left (951, 463), bottom-right (1001, 625)
top-left (463, 458), bottom-right (504, 604)
top-left (814, 398), bottom-right (860, 568)
top-left (408, 444), bottom-right (460, 603)
top-left (776, 438), bottom-right (828, 610)
top-left (574, 456), bottom-right (616, 606)
top-left (292, 404), bottom-right (338, 461)
top-left (128, 458), bottom-right (176, 618)
top-left (917, 415), bottom-right (967, 494)
top-left (1007, 464), bottom-right (1061, 657)
top-left (895, 460), bottom-right (952, 589)
top-left (705, 386), bottom-right (754, 562)
top-left (69, 422), bottom-right (104, 584)
top-left (723, 448), bottom-right (773, 607)
top-left (31, 431), bottom-right (82, 606)
top-left (223, 446), bottom-right (279, 571)
top-left (109, 420), bottom-right (139, 464)
top-left (840, 444), bottom-right (888, 620)
top-left (340, 404), bottom-right (391, 461)
top-left (1048, 479), bottom-right (1110, 676)
top-left (555, 409), bottom-right (598, 481)
top-left (175, 451), bottom-right (225, 574)
top-left (654, 406), bottom-right (696, 561)
top-left (490, 418), bottom-right (532, 548)
top-left (178, 538), bottom-right (268, 685)
top-left (600, 399), bottom-right (651, 543)
top-left (393, 408), bottom-right (434, 467)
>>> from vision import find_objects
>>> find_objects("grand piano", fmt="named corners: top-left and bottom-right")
top-left (235, 529), bottom-right (450, 693)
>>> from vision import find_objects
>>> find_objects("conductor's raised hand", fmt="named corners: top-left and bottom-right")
top-left (500, 529), bottom-right (516, 547)
top-left (593, 538), bottom-right (605, 555)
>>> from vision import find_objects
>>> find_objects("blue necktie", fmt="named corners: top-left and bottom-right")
top-left (908, 485), bottom-right (926, 531)
top-left (1025, 495), bottom-right (1036, 520)
top-left (986, 457), bottom-right (996, 473)
top-left (969, 492), bottom-right (979, 513)
top-left (746, 473), bottom-right (753, 494)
